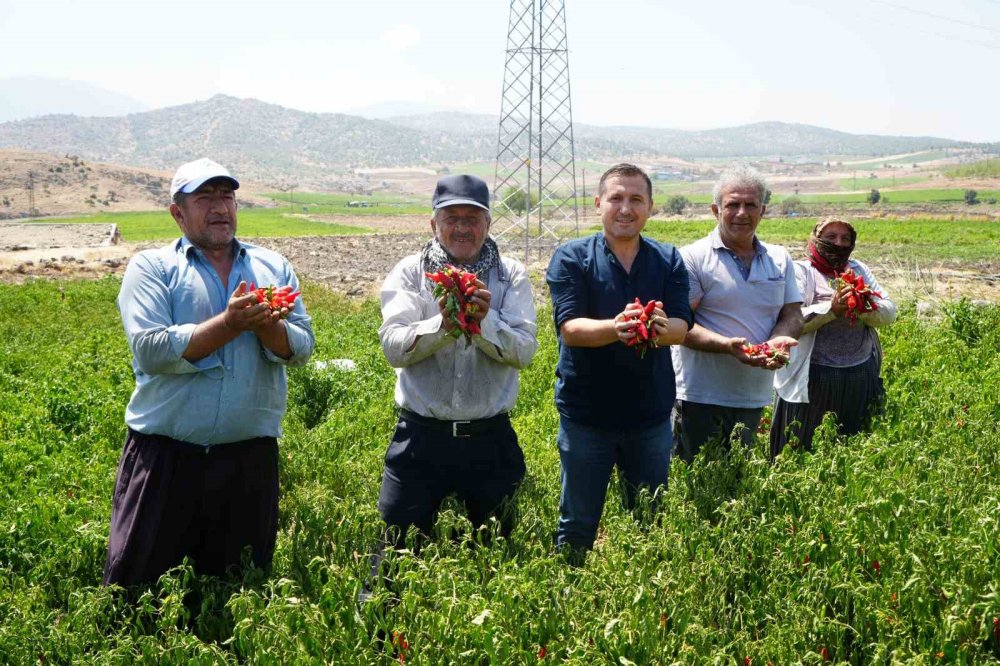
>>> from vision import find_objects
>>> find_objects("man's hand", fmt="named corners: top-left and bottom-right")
top-left (646, 301), bottom-right (674, 341)
top-left (438, 293), bottom-right (457, 331)
top-left (252, 307), bottom-right (288, 331)
top-left (761, 336), bottom-right (797, 370)
top-left (465, 279), bottom-right (491, 324)
top-left (223, 281), bottom-right (272, 332)
top-left (741, 336), bottom-right (798, 371)
top-left (766, 336), bottom-right (798, 352)
top-left (726, 336), bottom-right (757, 366)
top-left (612, 301), bottom-right (643, 344)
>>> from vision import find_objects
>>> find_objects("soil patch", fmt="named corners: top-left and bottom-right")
top-left (1, 221), bottom-right (997, 304)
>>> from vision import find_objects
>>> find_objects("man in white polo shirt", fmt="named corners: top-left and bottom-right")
top-left (672, 164), bottom-right (803, 463)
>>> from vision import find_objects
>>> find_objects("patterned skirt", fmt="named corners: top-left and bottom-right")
top-left (769, 352), bottom-right (885, 460)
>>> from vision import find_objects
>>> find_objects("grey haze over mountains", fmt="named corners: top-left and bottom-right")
top-left (0, 77), bottom-right (149, 123)
top-left (0, 94), bottom-right (984, 187)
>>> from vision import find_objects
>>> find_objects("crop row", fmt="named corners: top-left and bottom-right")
top-left (1, 279), bottom-right (998, 663)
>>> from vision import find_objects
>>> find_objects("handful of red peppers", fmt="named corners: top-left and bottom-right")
top-left (425, 264), bottom-right (482, 341)
top-left (741, 342), bottom-right (790, 367)
top-left (830, 268), bottom-right (882, 324)
top-left (248, 282), bottom-right (300, 319)
top-left (624, 298), bottom-right (659, 358)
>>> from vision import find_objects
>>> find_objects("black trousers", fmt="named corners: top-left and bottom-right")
top-left (769, 353), bottom-right (884, 459)
top-left (671, 400), bottom-right (763, 464)
top-left (377, 411), bottom-right (525, 543)
top-left (103, 428), bottom-right (279, 587)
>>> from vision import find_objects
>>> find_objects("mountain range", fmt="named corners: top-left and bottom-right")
top-left (0, 94), bottom-right (990, 188)
top-left (0, 77), bottom-right (149, 124)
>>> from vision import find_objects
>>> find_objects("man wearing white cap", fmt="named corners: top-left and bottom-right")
top-left (103, 158), bottom-right (315, 587)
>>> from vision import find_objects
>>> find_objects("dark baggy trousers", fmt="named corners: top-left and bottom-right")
top-left (769, 353), bottom-right (885, 459)
top-left (671, 400), bottom-right (763, 464)
top-left (377, 410), bottom-right (526, 543)
top-left (103, 428), bottom-right (279, 587)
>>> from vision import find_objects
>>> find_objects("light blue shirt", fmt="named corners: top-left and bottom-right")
top-left (672, 226), bottom-right (802, 408)
top-left (118, 237), bottom-right (315, 445)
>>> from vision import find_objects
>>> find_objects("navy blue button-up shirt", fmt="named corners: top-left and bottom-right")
top-left (546, 233), bottom-right (692, 429)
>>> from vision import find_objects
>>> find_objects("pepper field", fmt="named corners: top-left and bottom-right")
top-left (1, 278), bottom-right (999, 664)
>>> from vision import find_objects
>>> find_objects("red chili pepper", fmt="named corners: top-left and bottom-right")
top-left (622, 298), bottom-right (660, 358)
top-left (249, 283), bottom-right (299, 318)
top-left (428, 265), bottom-right (482, 341)
top-left (743, 342), bottom-right (790, 367)
top-left (832, 269), bottom-right (882, 325)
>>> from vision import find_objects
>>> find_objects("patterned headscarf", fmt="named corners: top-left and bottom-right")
top-left (420, 236), bottom-right (503, 281)
top-left (807, 217), bottom-right (857, 277)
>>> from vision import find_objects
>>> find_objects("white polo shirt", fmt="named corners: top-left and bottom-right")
top-left (672, 226), bottom-right (802, 408)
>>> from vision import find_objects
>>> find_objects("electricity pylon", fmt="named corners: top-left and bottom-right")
top-left (493, 0), bottom-right (578, 262)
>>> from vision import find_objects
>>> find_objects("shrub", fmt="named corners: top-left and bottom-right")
top-left (779, 195), bottom-right (803, 215)
top-left (499, 186), bottom-right (538, 214)
top-left (662, 195), bottom-right (689, 216)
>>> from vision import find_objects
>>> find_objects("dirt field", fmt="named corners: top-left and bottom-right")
top-left (0, 221), bottom-right (996, 304)
top-left (0, 222), bottom-right (553, 299)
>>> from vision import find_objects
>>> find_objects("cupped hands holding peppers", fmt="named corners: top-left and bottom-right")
top-left (615, 297), bottom-right (674, 356)
top-left (222, 280), bottom-right (298, 332)
top-left (729, 335), bottom-right (797, 370)
top-left (426, 264), bottom-right (491, 341)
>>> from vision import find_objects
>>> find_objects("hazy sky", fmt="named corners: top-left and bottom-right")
top-left (2, 0), bottom-right (998, 141)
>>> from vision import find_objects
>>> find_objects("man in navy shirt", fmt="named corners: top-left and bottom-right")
top-left (545, 163), bottom-right (692, 557)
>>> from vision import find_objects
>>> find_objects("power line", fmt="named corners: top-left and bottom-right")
top-left (869, 0), bottom-right (1000, 35)
top-left (797, 0), bottom-right (1000, 51)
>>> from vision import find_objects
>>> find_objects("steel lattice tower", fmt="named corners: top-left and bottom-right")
top-left (493, 0), bottom-right (578, 262)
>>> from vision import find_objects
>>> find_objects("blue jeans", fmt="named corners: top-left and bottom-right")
top-left (556, 416), bottom-right (673, 551)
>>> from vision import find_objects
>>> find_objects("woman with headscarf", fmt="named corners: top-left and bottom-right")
top-left (770, 217), bottom-right (897, 458)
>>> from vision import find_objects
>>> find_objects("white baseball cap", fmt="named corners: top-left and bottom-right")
top-left (169, 158), bottom-right (240, 199)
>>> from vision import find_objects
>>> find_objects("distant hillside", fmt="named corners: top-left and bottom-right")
top-left (0, 95), bottom-right (988, 188)
top-left (0, 149), bottom-right (275, 218)
top-left (386, 112), bottom-right (979, 159)
top-left (0, 96), bottom-right (492, 188)
top-left (0, 77), bottom-right (148, 123)
top-left (0, 150), bottom-right (170, 218)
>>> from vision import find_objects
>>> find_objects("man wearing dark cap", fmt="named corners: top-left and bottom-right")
top-left (103, 158), bottom-right (315, 587)
top-left (369, 174), bottom-right (537, 578)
